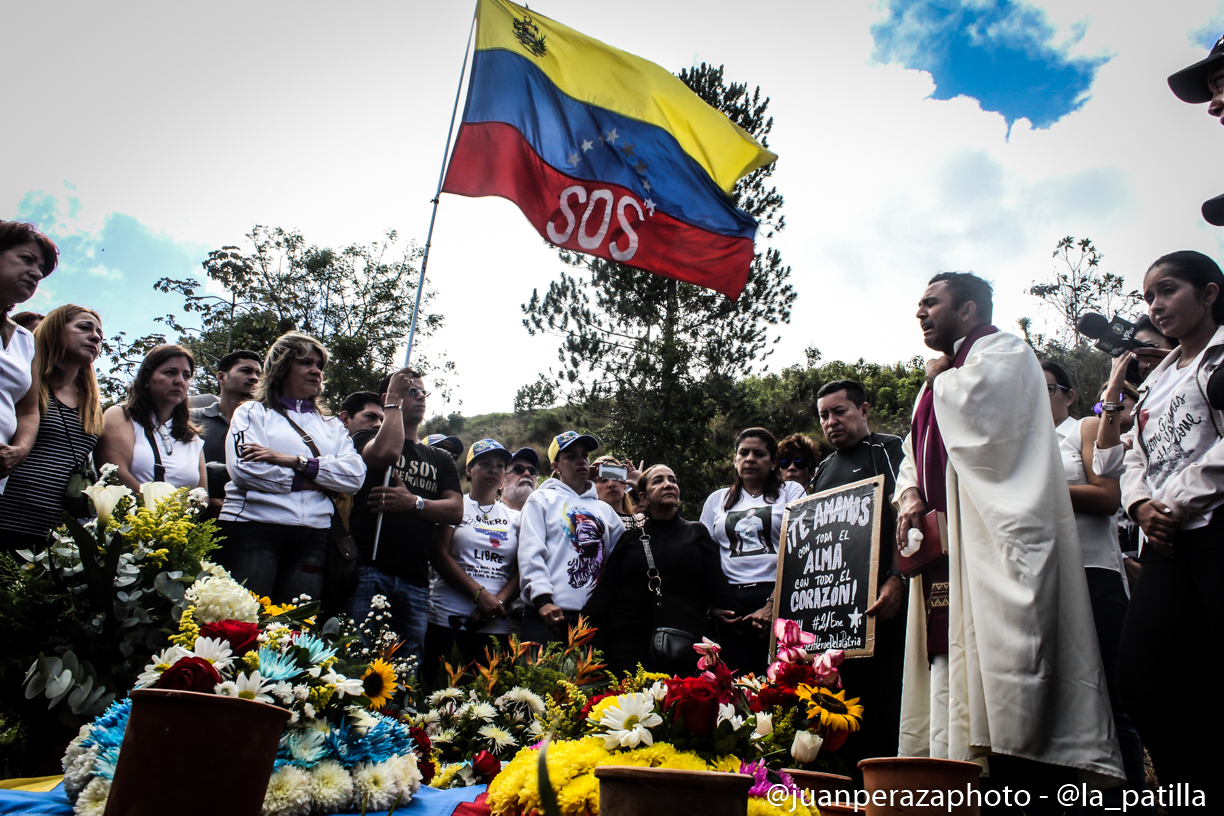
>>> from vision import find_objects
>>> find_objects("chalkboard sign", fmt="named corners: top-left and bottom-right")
top-left (769, 475), bottom-right (884, 659)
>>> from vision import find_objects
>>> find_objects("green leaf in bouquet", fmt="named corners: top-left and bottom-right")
top-left (47, 670), bottom-right (74, 704)
top-left (537, 735), bottom-right (563, 816)
top-left (153, 571), bottom-right (186, 602)
top-left (67, 674), bottom-right (96, 709)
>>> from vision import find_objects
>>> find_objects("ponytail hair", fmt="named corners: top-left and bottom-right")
top-left (1148, 250), bottom-right (1224, 325)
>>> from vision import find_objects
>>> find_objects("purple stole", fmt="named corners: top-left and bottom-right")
top-left (910, 323), bottom-right (998, 656)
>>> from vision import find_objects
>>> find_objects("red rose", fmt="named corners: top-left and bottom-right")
top-left (156, 656), bottom-right (222, 693)
top-left (472, 750), bottom-right (502, 784)
top-left (199, 620), bottom-right (260, 656)
top-left (409, 725), bottom-right (433, 756)
top-left (418, 757), bottom-right (436, 785)
top-left (754, 687), bottom-right (798, 711)
top-left (772, 662), bottom-right (817, 690)
top-left (664, 678), bottom-right (719, 737)
top-left (823, 728), bottom-right (850, 753)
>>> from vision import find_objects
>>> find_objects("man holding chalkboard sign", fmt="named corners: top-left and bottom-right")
top-left (893, 273), bottom-right (1125, 800)
top-left (812, 379), bottom-right (907, 781)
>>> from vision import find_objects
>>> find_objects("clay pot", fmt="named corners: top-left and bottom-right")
top-left (103, 689), bottom-right (290, 816)
top-left (858, 757), bottom-right (983, 816)
top-left (785, 768), bottom-right (855, 797)
top-left (595, 765), bottom-right (753, 816)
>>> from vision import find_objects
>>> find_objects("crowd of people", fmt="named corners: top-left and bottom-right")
top-left (6, 40), bottom-right (1224, 814)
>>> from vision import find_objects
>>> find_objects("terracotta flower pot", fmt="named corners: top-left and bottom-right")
top-left (103, 689), bottom-right (290, 816)
top-left (595, 765), bottom-right (753, 816)
top-left (858, 757), bottom-right (983, 816)
top-left (785, 768), bottom-right (855, 797)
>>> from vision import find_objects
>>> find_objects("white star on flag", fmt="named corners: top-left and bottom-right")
top-left (604, 128), bottom-right (620, 145)
top-left (581, 139), bottom-right (594, 152)
top-left (567, 151), bottom-right (581, 166)
top-left (642, 198), bottom-right (656, 216)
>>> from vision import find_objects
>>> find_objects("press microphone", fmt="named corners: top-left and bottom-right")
top-left (1076, 312), bottom-right (1151, 356)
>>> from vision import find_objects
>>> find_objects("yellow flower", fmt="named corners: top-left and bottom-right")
top-left (361, 658), bottom-right (398, 709)
top-left (587, 694), bottom-right (624, 724)
top-left (795, 684), bottom-right (863, 732)
top-left (709, 755), bottom-right (743, 773)
top-left (170, 607), bottom-right (200, 648)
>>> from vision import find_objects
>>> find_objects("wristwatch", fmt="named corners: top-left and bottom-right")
top-left (383, 401), bottom-right (402, 411)
top-left (294, 455), bottom-right (308, 473)
top-left (1102, 402), bottom-right (1124, 412)
top-left (414, 496), bottom-right (425, 511)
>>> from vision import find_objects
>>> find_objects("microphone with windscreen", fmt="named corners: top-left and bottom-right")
top-left (1076, 312), bottom-right (1153, 357)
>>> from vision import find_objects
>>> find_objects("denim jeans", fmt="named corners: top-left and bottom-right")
top-left (216, 521), bottom-right (327, 604)
top-left (345, 565), bottom-right (429, 678)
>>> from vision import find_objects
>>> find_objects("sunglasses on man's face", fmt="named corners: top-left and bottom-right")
top-left (778, 458), bottom-right (810, 470)
top-left (509, 464), bottom-right (537, 477)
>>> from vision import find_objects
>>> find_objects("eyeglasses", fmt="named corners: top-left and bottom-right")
top-left (778, 458), bottom-right (810, 470)
top-left (509, 464), bottom-right (537, 476)
top-left (1046, 383), bottom-right (1069, 396)
top-left (407, 387), bottom-right (429, 398)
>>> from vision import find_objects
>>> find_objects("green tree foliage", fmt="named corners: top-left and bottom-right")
top-left (521, 64), bottom-right (796, 510)
top-left (1021, 236), bottom-right (1141, 417)
top-left (120, 226), bottom-right (447, 410)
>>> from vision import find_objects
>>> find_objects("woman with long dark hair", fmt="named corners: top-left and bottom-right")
top-left (1118, 250), bottom-right (1224, 807)
top-left (218, 332), bottom-right (365, 603)
top-left (586, 465), bottom-right (733, 675)
top-left (0, 221), bottom-right (58, 495)
top-left (0, 305), bottom-right (104, 551)
top-left (97, 344), bottom-right (205, 490)
top-left (700, 428), bottom-right (806, 674)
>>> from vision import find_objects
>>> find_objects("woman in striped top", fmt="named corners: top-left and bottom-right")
top-left (0, 305), bottom-right (104, 552)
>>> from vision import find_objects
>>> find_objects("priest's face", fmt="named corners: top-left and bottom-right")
top-left (917, 281), bottom-right (962, 354)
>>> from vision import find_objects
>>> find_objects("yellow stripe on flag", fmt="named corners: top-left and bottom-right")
top-left (475, 0), bottom-right (776, 195)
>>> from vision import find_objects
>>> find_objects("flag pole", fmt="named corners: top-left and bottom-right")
top-left (372, 3), bottom-right (478, 560)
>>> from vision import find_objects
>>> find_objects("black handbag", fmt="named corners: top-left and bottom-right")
top-left (283, 415), bottom-right (360, 605)
top-left (641, 529), bottom-right (702, 673)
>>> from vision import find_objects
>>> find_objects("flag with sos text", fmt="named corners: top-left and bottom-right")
top-left (441, 0), bottom-right (776, 300)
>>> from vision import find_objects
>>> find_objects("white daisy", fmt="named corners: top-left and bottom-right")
top-left (598, 693), bottom-right (662, 749)
top-left (309, 760), bottom-right (354, 812)
top-left (192, 636), bottom-right (233, 672)
top-left (262, 765), bottom-right (313, 816)
top-left (217, 670), bottom-right (275, 703)
top-left (134, 645), bottom-right (189, 688)
top-left (478, 724), bottom-right (518, 754)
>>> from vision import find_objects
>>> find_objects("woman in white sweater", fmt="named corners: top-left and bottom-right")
top-left (219, 332), bottom-right (366, 603)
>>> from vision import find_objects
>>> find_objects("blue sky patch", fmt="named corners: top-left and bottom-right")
top-left (872, 0), bottom-right (1106, 129)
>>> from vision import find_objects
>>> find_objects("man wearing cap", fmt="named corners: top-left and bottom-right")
top-left (501, 447), bottom-right (540, 513)
top-left (346, 368), bottom-right (463, 675)
top-left (1168, 34), bottom-right (1224, 224)
top-left (517, 431), bottom-right (625, 644)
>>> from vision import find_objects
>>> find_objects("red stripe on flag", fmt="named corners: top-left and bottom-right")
top-left (442, 121), bottom-right (753, 300)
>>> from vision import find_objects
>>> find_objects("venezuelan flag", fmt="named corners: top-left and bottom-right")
top-left (441, 0), bottom-right (776, 301)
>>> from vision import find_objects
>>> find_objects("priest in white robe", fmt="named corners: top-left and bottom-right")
top-left (893, 272), bottom-right (1125, 791)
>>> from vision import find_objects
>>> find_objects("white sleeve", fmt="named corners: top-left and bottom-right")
top-left (894, 432), bottom-right (918, 510)
top-left (226, 404), bottom-right (293, 495)
top-left (700, 490), bottom-right (722, 538)
top-left (312, 421), bottom-right (368, 494)
top-left (515, 493), bottom-right (552, 607)
top-left (1092, 443), bottom-right (1127, 480)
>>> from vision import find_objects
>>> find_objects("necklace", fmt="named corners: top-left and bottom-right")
top-left (153, 418), bottom-right (174, 455)
top-left (475, 499), bottom-right (497, 522)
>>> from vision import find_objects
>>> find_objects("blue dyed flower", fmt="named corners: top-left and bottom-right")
top-left (294, 633), bottom-right (337, 665)
top-left (255, 646), bottom-right (304, 682)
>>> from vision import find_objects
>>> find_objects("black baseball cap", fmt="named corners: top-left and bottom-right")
top-left (1168, 34), bottom-right (1224, 103)
top-left (1203, 193), bottom-right (1224, 226)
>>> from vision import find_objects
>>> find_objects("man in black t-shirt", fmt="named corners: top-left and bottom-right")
top-left (190, 350), bottom-right (261, 514)
top-left (344, 368), bottom-right (462, 677)
top-left (812, 379), bottom-right (907, 782)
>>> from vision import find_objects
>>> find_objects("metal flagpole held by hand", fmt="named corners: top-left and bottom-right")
top-left (371, 6), bottom-right (477, 560)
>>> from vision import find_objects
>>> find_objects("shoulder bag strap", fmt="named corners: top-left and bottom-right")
top-left (640, 527), bottom-right (663, 603)
top-left (142, 424), bottom-right (166, 482)
top-left (281, 413), bottom-right (321, 458)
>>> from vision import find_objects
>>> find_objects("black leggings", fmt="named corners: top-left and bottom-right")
top-left (1118, 512), bottom-right (1224, 812)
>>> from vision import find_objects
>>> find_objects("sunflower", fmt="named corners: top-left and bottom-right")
top-left (361, 658), bottom-right (399, 709)
top-left (795, 684), bottom-right (863, 732)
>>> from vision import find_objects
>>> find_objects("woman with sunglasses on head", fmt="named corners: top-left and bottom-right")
top-left (1041, 360), bottom-right (1148, 808)
top-left (1, 222), bottom-right (59, 496)
top-left (0, 305), bottom-right (104, 552)
top-left (585, 465), bottom-right (734, 676)
top-left (423, 439), bottom-right (521, 684)
top-left (700, 428), bottom-right (806, 674)
top-left (218, 332), bottom-right (366, 604)
top-left (777, 434), bottom-right (820, 494)
top-left (1117, 250), bottom-right (1224, 807)
top-left (97, 344), bottom-right (206, 491)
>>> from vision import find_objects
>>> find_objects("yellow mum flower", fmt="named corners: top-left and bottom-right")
top-left (709, 754), bottom-right (743, 773)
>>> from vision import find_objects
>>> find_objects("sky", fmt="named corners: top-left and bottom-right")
top-left (5, 0), bottom-right (1224, 418)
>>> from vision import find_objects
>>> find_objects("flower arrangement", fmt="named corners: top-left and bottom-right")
top-left (61, 587), bottom-right (424, 816)
top-left (749, 619), bottom-right (863, 772)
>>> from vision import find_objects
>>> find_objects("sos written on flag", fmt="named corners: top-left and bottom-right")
top-left (441, 0), bottom-right (776, 301)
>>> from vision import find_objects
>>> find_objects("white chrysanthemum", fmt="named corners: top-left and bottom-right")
top-left (134, 645), bottom-right (190, 688)
top-left (426, 687), bottom-right (464, 707)
top-left (263, 765), bottom-right (313, 816)
top-left (76, 777), bottom-right (110, 816)
top-left (468, 701), bottom-right (497, 721)
top-left (432, 728), bottom-right (457, 745)
top-left (185, 574), bottom-right (260, 623)
top-left (198, 560), bottom-right (230, 578)
top-left (272, 681), bottom-right (295, 704)
top-left (303, 702), bottom-right (316, 720)
top-left (387, 753), bottom-right (423, 797)
top-left (192, 636), bottom-right (234, 672)
top-left (496, 686), bottom-right (546, 714)
top-left (598, 693), bottom-right (662, 749)
top-left (526, 719), bottom-right (545, 739)
top-left (215, 670), bottom-right (275, 703)
top-left (352, 761), bottom-right (399, 811)
top-left (309, 760), bottom-right (354, 813)
top-left (478, 724), bottom-right (517, 753)
top-left (188, 487), bottom-right (209, 507)
top-left (63, 742), bottom-right (100, 800)
top-left (419, 709), bottom-right (441, 727)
